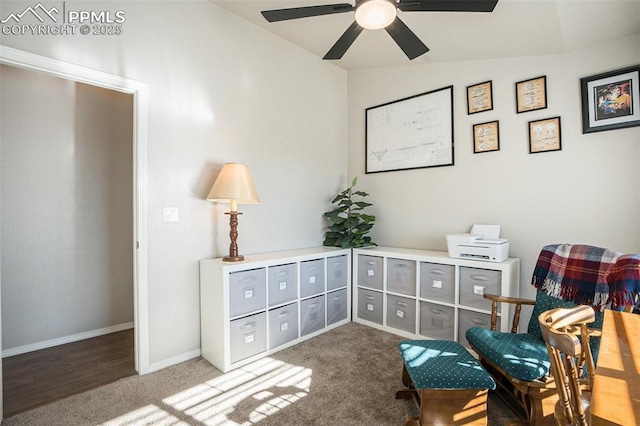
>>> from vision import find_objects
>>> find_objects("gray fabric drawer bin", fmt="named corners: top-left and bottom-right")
top-left (229, 268), bottom-right (267, 318)
top-left (357, 254), bottom-right (383, 290)
top-left (419, 262), bottom-right (455, 303)
top-left (459, 267), bottom-right (501, 312)
top-left (268, 263), bottom-right (298, 307)
top-left (458, 309), bottom-right (492, 348)
top-left (386, 294), bottom-right (416, 334)
top-left (268, 303), bottom-right (299, 350)
top-left (300, 295), bottom-right (325, 336)
top-left (229, 312), bottom-right (267, 363)
top-left (327, 255), bottom-right (348, 291)
top-left (357, 288), bottom-right (383, 325)
top-left (387, 258), bottom-right (417, 296)
top-left (327, 288), bottom-right (348, 326)
top-left (419, 301), bottom-right (454, 340)
top-left (300, 259), bottom-right (325, 298)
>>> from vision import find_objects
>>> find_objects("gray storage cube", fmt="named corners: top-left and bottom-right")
top-left (229, 312), bottom-right (267, 363)
top-left (300, 295), bottom-right (325, 336)
top-left (268, 303), bottom-right (299, 349)
top-left (357, 288), bottom-right (383, 325)
top-left (420, 262), bottom-right (455, 303)
top-left (357, 254), bottom-right (383, 290)
top-left (268, 263), bottom-right (297, 307)
top-left (300, 259), bottom-right (325, 298)
top-left (386, 294), bottom-right (416, 334)
top-left (459, 267), bottom-right (501, 312)
top-left (229, 268), bottom-right (267, 318)
top-left (458, 309), bottom-right (492, 348)
top-left (387, 258), bottom-right (417, 296)
top-left (419, 301), bottom-right (455, 340)
top-left (327, 255), bottom-right (348, 291)
top-left (327, 288), bottom-right (348, 326)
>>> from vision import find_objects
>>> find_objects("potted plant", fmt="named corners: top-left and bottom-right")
top-left (323, 177), bottom-right (376, 248)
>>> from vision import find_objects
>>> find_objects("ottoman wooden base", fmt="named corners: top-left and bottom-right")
top-left (396, 365), bottom-right (489, 426)
top-left (396, 340), bottom-right (495, 426)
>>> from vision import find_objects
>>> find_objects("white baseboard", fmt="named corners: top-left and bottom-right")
top-left (147, 349), bottom-right (201, 374)
top-left (2, 322), bottom-right (134, 358)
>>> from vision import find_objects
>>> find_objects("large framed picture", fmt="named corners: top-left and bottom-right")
top-left (473, 120), bottom-right (500, 153)
top-left (516, 75), bottom-right (547, 113)
top-left (529, 117), bottom-right (561, 154)
top-left (467, 80), bottom-right (493, 114)
top-left (365, 86), bottom-right (454, 174)
top-left (580, 65), bottom-right (640, 133)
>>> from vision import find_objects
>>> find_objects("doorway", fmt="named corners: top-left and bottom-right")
top-left (0, 46), bottom-right (150, 421)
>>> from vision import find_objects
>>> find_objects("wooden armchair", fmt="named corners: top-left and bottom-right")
top-left (465, 244), bottom-right (639, 425)
top-left (467, 291), bottom-right (596, 425)
top-left (538, 305), bottom-right (597, 426)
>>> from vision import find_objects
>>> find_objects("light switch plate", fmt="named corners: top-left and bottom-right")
top-left (163, 206), bottom-right (179, 223)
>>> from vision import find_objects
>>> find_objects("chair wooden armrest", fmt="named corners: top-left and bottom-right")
top-left (587, 327), bottom-right (601, 338)
top-left (483, 293), bottom-right (535, 332)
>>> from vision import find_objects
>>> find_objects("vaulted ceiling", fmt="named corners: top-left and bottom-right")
top-left (211, 0), bottom-right (640, 70)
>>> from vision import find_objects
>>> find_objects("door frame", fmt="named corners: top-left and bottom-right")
top-left (0, 47), bottom-right (150, 405)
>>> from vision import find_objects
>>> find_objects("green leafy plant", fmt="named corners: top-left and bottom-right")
top-left (323, 177), bottom-right (376, 248)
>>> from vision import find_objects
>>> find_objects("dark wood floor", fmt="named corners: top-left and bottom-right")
top-left (2, 329), bottom-right (135, 418)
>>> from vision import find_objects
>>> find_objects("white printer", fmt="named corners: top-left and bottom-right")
top-left (446, 224), bottom-right (509, 262)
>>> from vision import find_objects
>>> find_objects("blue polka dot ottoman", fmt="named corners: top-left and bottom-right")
top-left (395, 340), bottom-right (496, 426)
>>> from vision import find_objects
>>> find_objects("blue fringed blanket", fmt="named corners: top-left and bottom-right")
top-left (532, 244), bottom-right (640, 311)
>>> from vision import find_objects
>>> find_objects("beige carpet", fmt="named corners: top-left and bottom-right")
top-left (3, 322), bottom-right (520, 425)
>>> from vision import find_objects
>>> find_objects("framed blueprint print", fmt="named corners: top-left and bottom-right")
top-left (365, 86), bottom-right (454, 174)
top-left (529, 117), bottom-right (561, 153)
top-left (473, 120), bottom-right (500, 153)
top-left (467, 80), bottom-right (493, 114)
top-left (516, 75), bottom-right (547, 113)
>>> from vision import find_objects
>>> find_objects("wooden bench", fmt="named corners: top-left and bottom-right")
top-left (396, 340), bottom-right (496, 426)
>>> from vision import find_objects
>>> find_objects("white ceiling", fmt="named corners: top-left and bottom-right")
top-left (210, 0), bottom-right (640, 70)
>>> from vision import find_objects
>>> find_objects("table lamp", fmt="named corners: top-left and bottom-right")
top-left (207, 163), bottom-right (260, 262)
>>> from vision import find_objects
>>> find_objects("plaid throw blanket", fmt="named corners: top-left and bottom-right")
top-left (532, 244), bottom-right (640, 311)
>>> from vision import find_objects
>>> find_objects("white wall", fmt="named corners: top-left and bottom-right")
top-left (347, 35), bottom-right (640, 315)
top-left (0, 1), bottom-right (347, 366)
top-left (0, 65), bottom-right (134, 351)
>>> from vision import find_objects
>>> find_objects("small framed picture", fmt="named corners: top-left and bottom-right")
top-left (467, 80), bottom-right (493, 114)
top-left (529, 117), bottom-right (561, 154)
top-left (473, 120), bottom-right (500, 153)
top-left (516, 75), bottom-right (547, 113)
top-left (580, 65), bottom-right (640, 133)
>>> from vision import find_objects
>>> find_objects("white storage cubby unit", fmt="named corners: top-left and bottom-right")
top-left (353, 247), bottom-right (519, 347)
top-left (200, 247), bottom-right (351, 372)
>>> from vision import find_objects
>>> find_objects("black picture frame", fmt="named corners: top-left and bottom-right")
top-left (515, 75), bottom-right (547, 113)
top-left (580, 65), bottom-right (640, 134)
top-left (473, 120), bottom-right (500, 153)
top-left (528, 116), bottom-right (562, 154)
top-left (365, 86), bottom-right (454, 174)
top-left (467, 80), bottom-right (493, 114)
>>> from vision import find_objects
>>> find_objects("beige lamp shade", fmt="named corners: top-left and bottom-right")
top-left (207, 163), bottom-right (260, 210)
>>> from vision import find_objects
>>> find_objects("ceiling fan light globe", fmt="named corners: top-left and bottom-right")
top-left (355, 0), bottom-right (397, 30)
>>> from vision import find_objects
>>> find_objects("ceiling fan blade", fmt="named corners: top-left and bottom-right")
top-left (323, 21), bottom-right (364, 60)
top-left (262, 4), bottom-right (355, 22)
top-left (397, 0), bottom-right (498, 12)
top-left (385, 17), bottom-right (429, 60)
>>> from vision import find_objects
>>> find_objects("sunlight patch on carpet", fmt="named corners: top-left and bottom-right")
top-left (161, 357), bottom-right (312, 425)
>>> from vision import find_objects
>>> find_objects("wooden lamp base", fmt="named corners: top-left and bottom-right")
top-left (223, 211), bottom-right (244, 262)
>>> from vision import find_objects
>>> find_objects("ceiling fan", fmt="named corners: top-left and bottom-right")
top-left (261, 0), bottom-right (498, 60)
